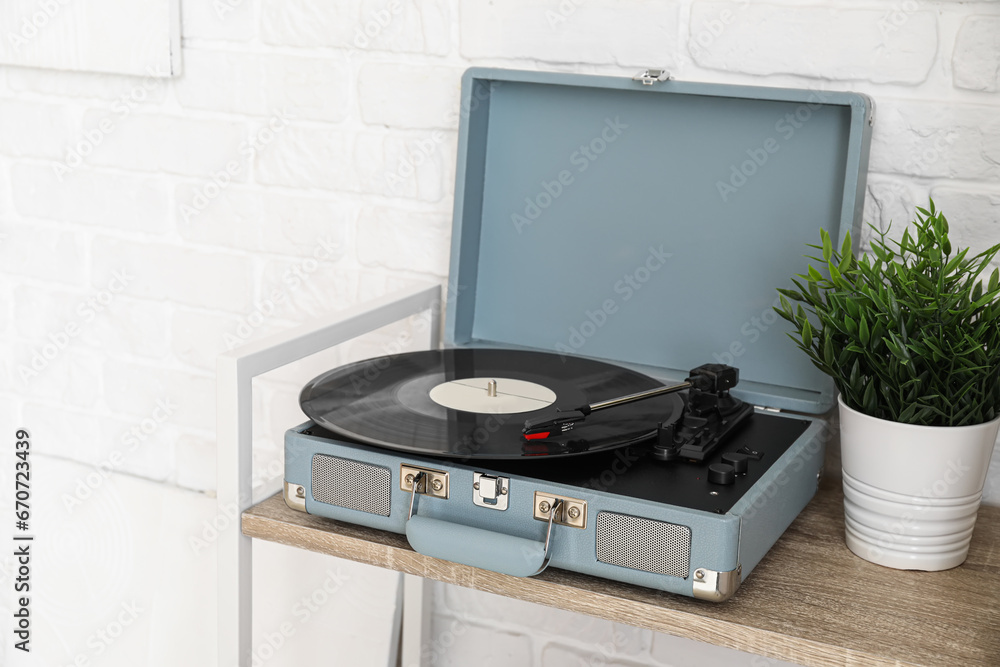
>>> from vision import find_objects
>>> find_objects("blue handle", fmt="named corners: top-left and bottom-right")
top-left (405, 515), bottom-right (546, 577)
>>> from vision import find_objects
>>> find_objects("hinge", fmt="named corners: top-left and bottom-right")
top-left (633, 68), bottom-right (671, 86)
top-left (868, 98), bottom-right (876, 127)
top-left (400, 464), bottom-right (449, 499)
top-left (758, 406), bottom-right (782, 413)
top-left (533, 492), bottom-right (587, 529)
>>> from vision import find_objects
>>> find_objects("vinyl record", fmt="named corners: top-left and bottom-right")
top-left (299, 348), bottom-right (683, 459)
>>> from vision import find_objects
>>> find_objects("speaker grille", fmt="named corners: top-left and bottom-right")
top-left (595, 512), bottom-right (691, 578)
top-left (311, 455), bottom-right (391, 517)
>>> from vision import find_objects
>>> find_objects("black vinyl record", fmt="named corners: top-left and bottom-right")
top-left (299, 348), bottom-right (683, 460)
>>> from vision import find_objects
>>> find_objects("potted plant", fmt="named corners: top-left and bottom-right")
top-left (776, 200), bottom-right (1000, 571)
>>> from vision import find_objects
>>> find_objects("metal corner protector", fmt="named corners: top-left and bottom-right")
top-left (692, 564), bottom-right (742, 602)
top-left (283, 480), bottom-right (306, 512)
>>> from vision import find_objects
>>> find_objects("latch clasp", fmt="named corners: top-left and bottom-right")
top-left (633, 68), bottom-right (671, 86)
top-left (473, 472), bottom-right (509, 510)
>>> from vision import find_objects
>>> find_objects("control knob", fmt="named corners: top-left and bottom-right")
top-left (721, 452), bottom-right (749, 474)
top-left (708, 463), bottom-right (735, 485)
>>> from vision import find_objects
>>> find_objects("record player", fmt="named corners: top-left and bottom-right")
top-left (283, 68), bottom-right (873, 600)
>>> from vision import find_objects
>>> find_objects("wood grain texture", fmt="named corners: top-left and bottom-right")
top-left (244, 470), bottom-right (1000, 667)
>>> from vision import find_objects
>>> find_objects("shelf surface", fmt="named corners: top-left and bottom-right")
top-left (244, 471), bottom-right (1000, 667)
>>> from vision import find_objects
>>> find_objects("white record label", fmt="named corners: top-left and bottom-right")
top-left (428, 378), bottom-right (557, 414)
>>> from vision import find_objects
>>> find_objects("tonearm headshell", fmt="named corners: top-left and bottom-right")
top-left (522, 363), bottom-right (754, 463)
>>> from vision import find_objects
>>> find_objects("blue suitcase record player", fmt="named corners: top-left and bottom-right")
top-left (283, 67), bottom-right (873, 601)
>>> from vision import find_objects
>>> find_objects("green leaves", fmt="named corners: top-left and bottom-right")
top-left (838, 247), bottom-right (853, 274)
top-left (841, 232), bottom-right (853, 263)
top-left (821, 228), bottom-right (833, 261)
top-left (801, 317), bottom-right (813, 347)
top-left (773, 200), bottom-right (1000, 427)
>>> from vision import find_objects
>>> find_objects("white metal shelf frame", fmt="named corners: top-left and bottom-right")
top-left (217, 283), bottom-right (442, 667)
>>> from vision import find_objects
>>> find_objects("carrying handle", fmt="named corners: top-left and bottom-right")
top-left (405, 472), bottom-right (562, 577)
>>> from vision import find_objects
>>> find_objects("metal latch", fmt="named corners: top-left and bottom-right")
top-left (400, 464), bottom-right (449, 499)
top-left (473, 472), bottom-right (509, 510)
top-left (533, 492), bottom-right (587, 529)
top-left (633, 68), bottom-right (671, 85)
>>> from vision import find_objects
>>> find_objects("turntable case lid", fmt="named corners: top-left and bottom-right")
top-left (444, 68), bottom-right (874, 414)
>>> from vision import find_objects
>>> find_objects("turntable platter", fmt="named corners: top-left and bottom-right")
top-left (299, 348), bottom-right (684, 459)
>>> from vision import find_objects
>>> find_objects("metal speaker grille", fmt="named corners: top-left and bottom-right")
top-left (311, 455), bottom-right (391, 517)
top-left (595, 512), bottom-right (691, 578)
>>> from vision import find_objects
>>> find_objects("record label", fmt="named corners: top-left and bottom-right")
top-left (428, 378), bottom-right (557, 414)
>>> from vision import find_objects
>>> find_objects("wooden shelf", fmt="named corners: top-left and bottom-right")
top-left (243, 469), bottom-right (1000, 667)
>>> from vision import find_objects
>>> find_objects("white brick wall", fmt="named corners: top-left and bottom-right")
top-left (81, 111), bottom-right (250, 178)
top-left (430, 583), bottom-right (802, 666)
top-left (3, 0), bottom-right (1000, 665)
top-left (953, 16), bottom-right (1000, 93)
top-left (688, 3), bottom-right (938, 84)
top-left (358, 63), bottom-right (463, 129)
top-left (12, 163), bottom-right (172, 233)
top-left (0, 100), bottom-right (78, 158)
top-left (5, 66), bottom-right (172, 103)
top-left (357, 206), bottom-right (452, 273)
top-left (175, 49), bottom-right (352, 121)
top-left (260, 0), bottom-right (451, 54)
top-left (459, 0), bottom-right (681, 67)
top-left (174, 184), bottom-right (353, 255)
top-left (182, 0), bottom-right (255, 41)
top-left (869, 99), bottom-right (1000, 180)
top-left (0, 222), bottom-right (88, 284)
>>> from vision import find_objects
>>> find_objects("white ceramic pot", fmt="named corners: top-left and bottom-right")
top-left (839, 395), bottom-right (1000, 571)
